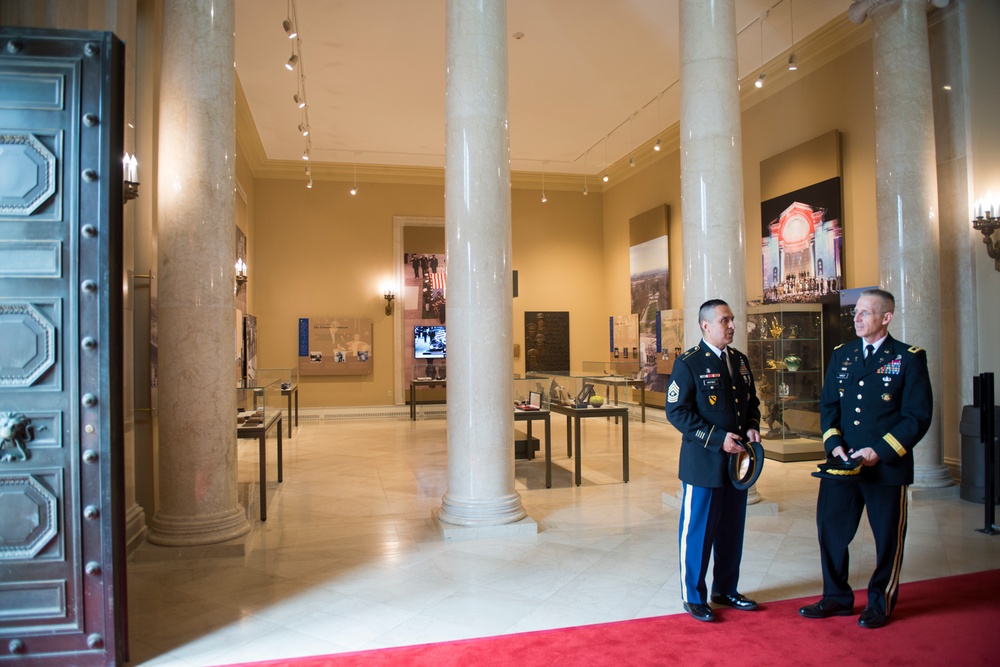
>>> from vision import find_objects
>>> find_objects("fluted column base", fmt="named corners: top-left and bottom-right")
top-left (147, 506), bottom-right (250, 547)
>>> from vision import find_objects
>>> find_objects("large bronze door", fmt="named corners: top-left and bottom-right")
top-left (0, 28), bottom-right (126, 665)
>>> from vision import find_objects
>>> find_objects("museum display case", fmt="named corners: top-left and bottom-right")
top-left (539, 373), bottom-right (632, 412)
top-left (237, 380), bottom-right (282, 429)
top-left (746, 303), bottom-right (825, 460)
top-left (513, 376), bottom-right (550, 411)
top-left (409, 361), bottom-right (446, 420)
top-left (236, 381), bottom-right (284, 520)
top-left (579, 361), bottom-right (646, 422)
top-left (537, 372), bottom-right (631, 485)
top-left (580, 360), bottom-right (641, 378)
top-left (252, 368), bottom-right (299, 437)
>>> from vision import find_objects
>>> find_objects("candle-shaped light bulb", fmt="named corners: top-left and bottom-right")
top-left (129, 154), bottom-right (138, 182)
top-left (123, 153), bottom-right (130, 181)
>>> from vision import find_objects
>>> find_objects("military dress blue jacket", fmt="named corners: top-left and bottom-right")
top-left (819, 334), bottom-right (932, 486)
top-left (666, 342), bottom-right (761, 488)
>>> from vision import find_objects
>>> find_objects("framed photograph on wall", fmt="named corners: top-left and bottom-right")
top-left (761, 177), bottom-right (843, 305)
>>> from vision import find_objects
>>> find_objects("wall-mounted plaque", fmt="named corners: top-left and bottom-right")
top-left (298, 317), bottom-right (373, 376)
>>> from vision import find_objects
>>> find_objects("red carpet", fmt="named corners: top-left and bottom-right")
top-left (224, 569), bottom-right (1000, 667)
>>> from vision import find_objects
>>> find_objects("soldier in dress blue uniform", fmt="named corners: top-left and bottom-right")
top-left (799, 288), bottom-right (932, 629)
top-left (666, 299), bottom-right (761, 622)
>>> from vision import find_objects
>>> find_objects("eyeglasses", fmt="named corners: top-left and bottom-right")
top-left (850, 308), bottom-right (882, 318)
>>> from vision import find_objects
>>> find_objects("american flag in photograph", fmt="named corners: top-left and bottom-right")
top-left (430, 270), bottom-right (447, 292)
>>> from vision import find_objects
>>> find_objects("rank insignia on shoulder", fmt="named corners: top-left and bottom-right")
top-left (908, 346), bottom-right (924, 354)
top-left (667, 380), bottom-right (680, 404)
top-left (709, 395), bottom-right (717, 405)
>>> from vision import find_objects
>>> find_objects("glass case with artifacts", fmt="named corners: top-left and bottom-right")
top-left (746, 303), bottom-right (826, 461)
top-left (540, 373), bottom-right (632, 412)
top-left (252, 367), bottom-right (297, 390)
top-left (237, 380), bottom-right (282, 431)
top-left (514, 376), bottom-right (550, 412)
top-left (251, 368), bottom-right (299, 437)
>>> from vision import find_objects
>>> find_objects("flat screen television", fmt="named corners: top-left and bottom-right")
top-left (414, 325), bottom-right (446, 358)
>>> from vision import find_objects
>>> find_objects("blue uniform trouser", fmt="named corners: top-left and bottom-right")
top-left (678, 482), bottom-right (748, 604)
top-left (816, 479), bottom-right (908, 616)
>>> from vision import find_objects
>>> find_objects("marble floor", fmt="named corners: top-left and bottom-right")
top-left (125, 414), bottom-right (999, 666)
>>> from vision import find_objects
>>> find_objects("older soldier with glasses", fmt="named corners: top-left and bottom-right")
top-left (799, 288), bottom-right (932, 629)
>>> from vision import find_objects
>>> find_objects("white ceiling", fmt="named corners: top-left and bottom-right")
top-left (235, 0), bottom-right (851, 175)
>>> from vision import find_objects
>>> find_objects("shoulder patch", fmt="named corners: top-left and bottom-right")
top-left (907, 346), bottom-right (924, 354)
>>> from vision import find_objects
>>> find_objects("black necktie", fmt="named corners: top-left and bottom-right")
top-left (865, 344), bottom-right (875, 366)
top-left (720, 351), bottom-right (733, 387)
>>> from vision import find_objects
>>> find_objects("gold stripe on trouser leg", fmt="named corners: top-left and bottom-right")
top-left (884, 485), bottom-right (908, 614)
top-left (679, 483), bottom-right (693, 603)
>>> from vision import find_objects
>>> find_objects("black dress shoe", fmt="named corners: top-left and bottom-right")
top-left (683, 602), bottom-right (716, 622)
top-left (858, 606), bottom-right (887, 629)
top-left (799, 598), bottom-right (854, 619)
top-left (710, 592), bottom-right (758, 611)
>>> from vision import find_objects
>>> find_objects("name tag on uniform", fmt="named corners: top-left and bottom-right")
top-left (700, 373), bottom-right (721, 389)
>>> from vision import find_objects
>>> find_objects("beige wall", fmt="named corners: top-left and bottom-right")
top-left (601, 42), bottom-right (879, 316)
top-left (249, 176), bottom-right (607, 407)
top-left (739, 42), bottom-right (879, 300)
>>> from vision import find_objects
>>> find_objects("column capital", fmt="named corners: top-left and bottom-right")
top-left (848, 0), bottom-right (949, 25)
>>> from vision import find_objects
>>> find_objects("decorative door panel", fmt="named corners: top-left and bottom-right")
top-left (0, 28), bottom-right (125, 665)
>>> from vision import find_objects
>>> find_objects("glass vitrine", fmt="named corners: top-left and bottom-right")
top-left (237, 380), bottom-right (281, 430)
top-left (746, 303), bottom-right (824, 444)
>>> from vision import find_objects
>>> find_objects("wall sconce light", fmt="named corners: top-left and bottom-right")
top-left (973, 194), bottom-right (1000, 272)
top-left (384, 291), bottom-right (395, 316)
top-left (123, 153), bottom-right (139, 203)
top-left (235, 258), bottom-right (248, 286)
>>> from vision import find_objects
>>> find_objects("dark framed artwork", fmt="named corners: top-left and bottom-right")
top-left (525, 311), bottom-right (570, 372)
top-left (761, 176), bottom-right (843, 305)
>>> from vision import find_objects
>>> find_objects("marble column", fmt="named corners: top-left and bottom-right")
top-left (147, 0), bottom-right (251, 545)
top-left (850, 0), bottom-right (952, 489)
top-left (678, 0), bottom-right (748, 350)
top-left (437, 0), bottom-right (530, 530)
top-left (678, 0), bottom-right (761, 504)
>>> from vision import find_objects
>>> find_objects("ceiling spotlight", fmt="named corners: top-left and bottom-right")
top-left (302, 149), bottom-right (310, 160)
top-left (755, 14), bottom-right (765, 88)
top-left (350, 186), bottom-right (358, 196)
top-left (583, 185), bottom-right (588, 196)
top-left (350, 155), bottom-right (359, 196)
top-left (285, 53), bottom-right (298, 70)
top-left (541, 193), bottom-right (547, 203)
top-left (293, 94), bottom-right (306, 108)
top-left (306, 179), bottom-right (313, 189)
top-left (629, 156), bottom-right (635, 168)
top-left (603, 173), bottom-right (609, 183)
top-left (788, 53), bottom-right (798, 71)
top-left (653, 138), bottom-right (662, 152)
top-left (298, 123), bottom-right (309, 137)
top-left (283, 19), bottom-right (297, 39)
